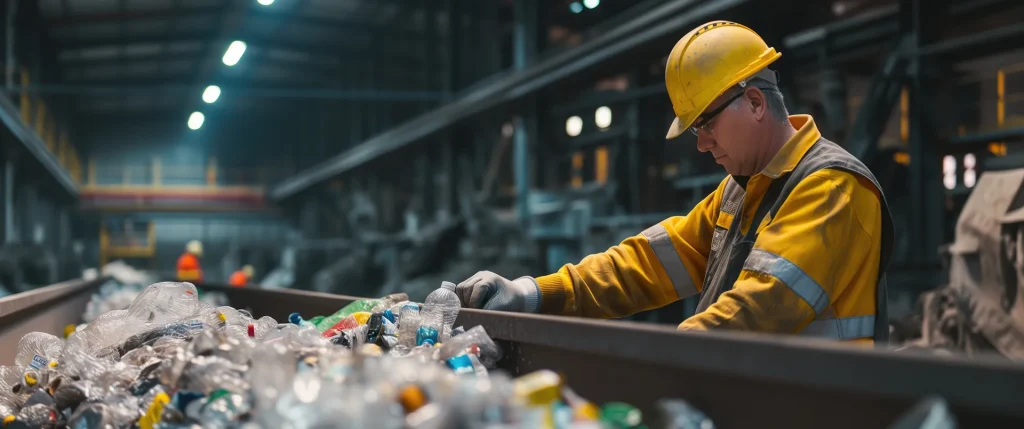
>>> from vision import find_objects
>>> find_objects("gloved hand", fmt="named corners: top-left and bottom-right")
top-left (455, 271), bottom-right (541, 313)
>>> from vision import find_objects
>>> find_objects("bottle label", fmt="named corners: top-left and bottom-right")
top-left (29, 355), bottom-right (49, 370)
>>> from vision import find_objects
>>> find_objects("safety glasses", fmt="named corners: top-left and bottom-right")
top-left (689, 92), bottom-right (745, 137)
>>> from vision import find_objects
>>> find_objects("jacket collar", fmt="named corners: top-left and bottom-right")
top-left (760, 114), bottom-right (821, 179)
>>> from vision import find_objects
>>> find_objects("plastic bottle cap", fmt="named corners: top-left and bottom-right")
top-left (218, 313), bottom-right (227, 322)
top-left (3, 415), bottom-right (14, 425)
top-left (23, 374), bottom-right (37, 386)
top-left (63, 324), bottom-right (77, 338)
top-left (47, 361), bottom-right (58, 368)
top-left (514, 370), bottom-right (562, 406)
top-left (398, 385), bottom-right (427, 413)
top-left (247, 324), bottom-right (255, 337)
top-left (441, 281), bottom-right (456, 291)
top-left (139, 392), bottom-right (171, 429)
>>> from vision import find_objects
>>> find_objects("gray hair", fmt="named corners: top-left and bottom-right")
top-left (750, 77), bottom-right (789, 122)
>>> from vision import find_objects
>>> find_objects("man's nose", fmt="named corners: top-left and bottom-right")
top-left (696, 133), bottom-right (715, 153)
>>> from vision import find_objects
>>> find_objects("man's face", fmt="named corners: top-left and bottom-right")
top-left (692, 88), bottom-right (760, 176)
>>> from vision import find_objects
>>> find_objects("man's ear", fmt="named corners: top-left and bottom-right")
top-left (746, 87), bottom-right (767, 121)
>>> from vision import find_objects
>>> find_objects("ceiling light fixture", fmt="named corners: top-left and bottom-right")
top-left (188, 112), bottom-right (205, 130)
top-left (202, 85), bottom-right (221, 104)
top-left (222, 41), bottom-right (247, 66)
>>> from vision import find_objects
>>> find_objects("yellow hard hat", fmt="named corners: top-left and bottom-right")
top-left (664, 21), bottom-right (781, 139)
top-left (242, 265), bottom-right (254, 277)
top-left (186, 240), bottom-right (203, 257)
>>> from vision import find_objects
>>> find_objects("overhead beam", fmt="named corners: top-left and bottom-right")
top-left (54, 32), bottom-right (425, 65)
top-left (246, 7), bottom-right (422, 42)
top-left (4, 84), bottom-right (445, 102)
top-left (44, 5), bottom-right (225, 28)
top-left (269, 0), bottom-right (749, 201)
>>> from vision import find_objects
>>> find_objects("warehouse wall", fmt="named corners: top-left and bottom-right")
top-left (93, 212), bottom-right (295, 283)
top-left (79, 117), bottom-right (295, 187)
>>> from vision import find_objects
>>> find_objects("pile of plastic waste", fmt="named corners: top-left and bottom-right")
top-left (82, 280), bottom-right (228, 323)
top-left (1, 281), bottom-right (713, 428)
top-left (1, 279), bottom-right (957, 428)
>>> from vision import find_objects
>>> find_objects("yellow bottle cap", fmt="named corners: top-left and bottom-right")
top-left (514, 370), bottom-right (562, 406)
top-left (218, 313), bottom-right (227, 322)
top-left (47, 361), bottom-right (58, 368)
top-left (139, 392), bottom-right (170, 429)
top-left (64, 324), bottom-right (77, 338)
top-left (23, 374), bottom-right (37, 386)
top-left (3, 415), bottom-right (14, 425)
top-left (398, 385), bottom-right (427, 414)
top-left (575, 403), bottom-right (601, 420)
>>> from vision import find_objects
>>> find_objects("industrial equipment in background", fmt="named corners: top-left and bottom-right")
top-left (893, 170), bottom-right (1024, 359)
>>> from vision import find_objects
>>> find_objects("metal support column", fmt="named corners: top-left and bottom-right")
top-left (512, 0), bottom-right (538, 227)
top-left (819, 68), bottom-right (849, 143)
top-left (902, 0), bottom-right (944, 278)
top-left (4, 154), bottom-right (14, 244)
top-left (626, 74), bottom-right (642, 213)
top-left (4, 0), bottom-right (15, 90)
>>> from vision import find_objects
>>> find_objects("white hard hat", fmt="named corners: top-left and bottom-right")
top-left (186, 240), bottom-right (204, 257)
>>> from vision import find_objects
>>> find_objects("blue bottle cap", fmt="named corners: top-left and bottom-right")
top-left (288, 312), bottom-right (302, 325)
top-left (446, 354), bottom-right (474, 371)
top-left (416, 325), bottom-right (439, 346)
top-left (382, 309), bottom-right (395, 323)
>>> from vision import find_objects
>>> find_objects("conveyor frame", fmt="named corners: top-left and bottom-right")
top-left (208, 285), bottom-right (1024, 429)
top-left (6, 283), bottom-right (1024, 428)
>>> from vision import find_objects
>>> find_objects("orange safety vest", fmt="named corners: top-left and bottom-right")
top-left (176, 253), bottom-right (203, 283)
top-left (228, 270), bottom-right (249, 287)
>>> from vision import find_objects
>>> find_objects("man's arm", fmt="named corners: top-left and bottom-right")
top-left (533, 181), bottom-right (724, 318)
top-left (678, 170), bottom-right (882, 334)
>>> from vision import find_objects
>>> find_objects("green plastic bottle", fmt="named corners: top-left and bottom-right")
top-left (600, 402), bottom-right (647, 429)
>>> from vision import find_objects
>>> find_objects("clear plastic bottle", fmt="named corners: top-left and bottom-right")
top-left (397, 304), bottom-right (421, 348)
top-left (424, 281), bottom-right (461, 341)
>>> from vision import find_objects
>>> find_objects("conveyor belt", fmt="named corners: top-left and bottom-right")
top-left (7, 282), bottom-right (1024, 428)
top-left (203, 285), bottom-right (1024, 428)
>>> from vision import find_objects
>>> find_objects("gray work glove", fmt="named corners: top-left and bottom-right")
top-left (455, 271), bottom-right (541, 313)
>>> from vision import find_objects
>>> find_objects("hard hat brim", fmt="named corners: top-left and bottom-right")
top-left (666, 117), bottom-right (687, 140)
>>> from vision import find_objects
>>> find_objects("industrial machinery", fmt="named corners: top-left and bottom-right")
top-left (895, 170), bottom-right (1024, 359)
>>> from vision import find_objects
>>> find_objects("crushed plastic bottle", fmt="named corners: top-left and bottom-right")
top-left (314, 299), bottom-right (380, 332)
top-left (397, 303), bottom-right (421, 348)
top-left (14, 333), bottom-right (62, 369)
top-left (658, 398), bottom-right (715, 429)
top-left (888, 396), bottom-right (957, 429)
top-left (424, 282), bottom-right (461, 341)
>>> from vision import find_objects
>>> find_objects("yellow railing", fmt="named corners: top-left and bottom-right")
top-left (99, 221), bottom-right (156, 267)
top-left (18, 67), bottom-right (82, 183)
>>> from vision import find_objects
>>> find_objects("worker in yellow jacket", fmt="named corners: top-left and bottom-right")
top-left (456, 21), bottom-right (894, 343)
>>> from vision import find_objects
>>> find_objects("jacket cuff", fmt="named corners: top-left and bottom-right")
top-left (534, 274), bottom-right (569, 314)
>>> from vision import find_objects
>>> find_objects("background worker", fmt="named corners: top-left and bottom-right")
top-left (229, 265), bottom-right (255, 287)
top-left (455, 21), bottom-right (895, 343)
top-left (176, 240), bottom-right (204, 283)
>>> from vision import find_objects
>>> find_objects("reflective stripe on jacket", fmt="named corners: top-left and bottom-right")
top-left (534, 115), bottom-right (893, 342)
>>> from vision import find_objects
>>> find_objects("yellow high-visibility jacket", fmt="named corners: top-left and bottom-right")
top-left (534, 115), bottom-right (883, 342)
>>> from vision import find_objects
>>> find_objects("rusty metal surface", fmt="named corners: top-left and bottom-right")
top-left (0, 278), bottom-right (104, 364)
top-left (201, 285), bottom-right (1024, 428)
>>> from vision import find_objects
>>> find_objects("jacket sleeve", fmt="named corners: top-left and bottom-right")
top-left (678, 170), bottom-right (882, 333)
top-left (533, 180), bottom-right (724, 318)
